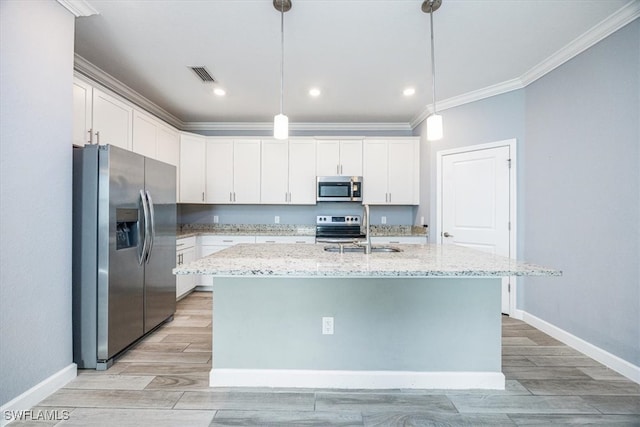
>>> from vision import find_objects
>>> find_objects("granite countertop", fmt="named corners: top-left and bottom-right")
top-left (173, 243), bottom-right (561, 278)
top-left (177, 224), bottom-right (428, 239)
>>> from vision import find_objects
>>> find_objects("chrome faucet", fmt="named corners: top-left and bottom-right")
top-left (359, 204), bottom-right (372, 254)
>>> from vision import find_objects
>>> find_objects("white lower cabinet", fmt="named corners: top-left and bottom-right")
top-left (371, 236), bottom-right (427, 245)
top-left (255, 236), bottom-right (315, 244)
top-left (176, 236), bottom-right (197, 299)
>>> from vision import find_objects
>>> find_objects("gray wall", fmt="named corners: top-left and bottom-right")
top-left (522, 21), bottom-right (639, 366)
top-left (414, 20), bottom-right (639, 367)
top-left (0, 0), bottom-right (75, 406)
top-left (179, 203), bottom-right (415, 226)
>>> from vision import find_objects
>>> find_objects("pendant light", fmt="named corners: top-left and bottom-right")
top-left (273, 0), bottom-right (291, 140)
top-left (422, 0), bottom-right (443, 141)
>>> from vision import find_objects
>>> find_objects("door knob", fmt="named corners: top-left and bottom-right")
top-left (443, 232), bottom-right (454, 238)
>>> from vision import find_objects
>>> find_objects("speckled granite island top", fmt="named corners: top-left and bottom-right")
top-left (173, 243), bottom-right (561, 278)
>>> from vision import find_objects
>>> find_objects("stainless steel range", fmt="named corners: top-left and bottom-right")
top-left (315, 215), bottom-right (366, 243)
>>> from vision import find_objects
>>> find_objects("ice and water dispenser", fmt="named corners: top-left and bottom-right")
top-left (115, 208), bottom-right (139, 250)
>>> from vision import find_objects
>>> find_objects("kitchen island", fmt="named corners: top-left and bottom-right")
top-left (174, 243), bottom-right (560, 390)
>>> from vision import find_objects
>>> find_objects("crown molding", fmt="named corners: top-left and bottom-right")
top-left (182, 121), bottom-right (412, 133)
top-left (520, 0), bottom-right (640, 86)
top-left (74, 54), bottom-right (184, 129)
top-left (410, 78), bottom-right (524, 129)
top-left (56, 0), bottom-right (99, 17)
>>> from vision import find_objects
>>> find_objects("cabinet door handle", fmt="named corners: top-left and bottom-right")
top-left (388, 192), bottom-right (391, 203)
top-left (234, 192), bottom-right (237, 202)
top-left (95, 131), bottom-right (100, 144)
top-left (336, 164), bottom-right (340, 175)
top-left (229, 192), bottom-right (233, 202)
top-left (222, 240), bottom-right (233, 243)
top-left (88, 128), bottom-right (93, 144)
top-left (202, 192), bottom-right (204, 202)
top-left (340, 164), bottom-right (343, 175)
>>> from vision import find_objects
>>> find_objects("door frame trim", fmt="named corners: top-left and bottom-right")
top-left (435, 138), bottom-right (518, 315)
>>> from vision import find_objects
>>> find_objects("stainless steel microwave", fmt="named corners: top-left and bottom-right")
top-left (317, 176), bottom-right (363, 202)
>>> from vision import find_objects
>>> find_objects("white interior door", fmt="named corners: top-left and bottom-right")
top-left (440, 145), bottom-right (512, 314)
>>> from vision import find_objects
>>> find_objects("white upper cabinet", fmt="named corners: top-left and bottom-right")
top-left (316, 139), bottom-right (362, 176)
top-left (206, 139), bottom-right (261, 204)
top-left (73, 79), bottom-right (92, 147)
top-left (233, 140), bottom-right (261, 203)
top-left (156, 125), bottom-right (180, 167)
top-left (73, 78), bottom-right (133, 150)
top-left (363, 138), bottom-right (419, 205)
top-left (362, 140), bottom-right (388, 204)
top-left (132, 110), bottom-right (157, 158)
top-left (288, 139), bottom-right (317, 204)
top-left (261, 139), bottom-right (317, 204)
top-left (261, 139), bottom-right (289, 204)
top-left (132, 111), bottom-right (180, 165)
top-left (91, 88), bottom-right (133, 150)
top-left (206, 139), bottom-right (233, 203)
top-left (180, 133), bottom-right (206, 203)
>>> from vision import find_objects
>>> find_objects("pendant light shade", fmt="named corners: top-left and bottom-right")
top-left (273, 0), bottom-right (291, 140)
top-left (422, 0), bottom-right (443, 141)
top-left (426, 113), bottom-right (443, 141)
top-left (274, 113), bottom-right (289, 140)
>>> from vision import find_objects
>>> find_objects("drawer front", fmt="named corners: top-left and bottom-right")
top-left (370, 236), bottom-right (426, 245)
top-left (255, 236), bottom-right (315, 244)
top-left (199, 235), bottom-right (256, 245)
top-left (177, 236), bottom-right (196, 249)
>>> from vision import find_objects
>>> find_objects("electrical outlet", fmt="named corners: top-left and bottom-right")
top-left (213, 215), bottom-right (219, 224)
top-left (322, 317), bottom-right (334, 335)
top-left (420, 216), bottom-right (425, 225)
top-left (274, 216), bottom-right (280, 224)
top-left (381, 216), bottom-right (387, 224)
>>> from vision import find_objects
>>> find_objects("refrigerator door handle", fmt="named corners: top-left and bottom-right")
top-left (139, 189), bottom-right (151, 265)
top-left (145, 190), bottom-right (156, 263)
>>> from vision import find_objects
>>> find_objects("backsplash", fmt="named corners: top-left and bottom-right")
top-left (178, 203), bottom-right (419, 226)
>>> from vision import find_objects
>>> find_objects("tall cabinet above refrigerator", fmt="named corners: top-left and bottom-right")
top-left (73, 144), bottom-right (176, 370)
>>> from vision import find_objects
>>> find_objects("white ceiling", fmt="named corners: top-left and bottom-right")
top-left (73, 0), bottom-right (637, 128)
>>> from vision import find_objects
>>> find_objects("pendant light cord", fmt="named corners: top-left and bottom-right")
top-left (429, 6), bottom-right (437, 115)
top-left (280, 3), bottom-right (284, 115)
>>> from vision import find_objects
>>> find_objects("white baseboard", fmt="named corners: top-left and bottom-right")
top-left (511, 308), bottom-right (525, 320)
top-left (0, 363), bottom-right (77, 427)
top-left (210, 368), bottom-right (505, 390)
top-left (522, 311), bottom-right (640, 384)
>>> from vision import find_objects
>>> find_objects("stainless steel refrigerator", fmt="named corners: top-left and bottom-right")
top-left (73, 144), bottom-right (176, 370)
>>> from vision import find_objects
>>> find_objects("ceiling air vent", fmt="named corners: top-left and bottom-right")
top-left (189, 66), bottom-right (216, 83)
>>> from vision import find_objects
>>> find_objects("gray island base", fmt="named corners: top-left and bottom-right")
top-left (174, 243), bottom-right (560, 390)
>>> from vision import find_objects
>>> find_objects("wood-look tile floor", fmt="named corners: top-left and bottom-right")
top-left (13, 291), bottom-right (640, 426)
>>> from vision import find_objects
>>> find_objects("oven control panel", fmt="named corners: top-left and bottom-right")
top-left (316, 215), bottom-right (361, 226)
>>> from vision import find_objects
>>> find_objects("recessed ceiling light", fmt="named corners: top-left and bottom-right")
top-left (403, 87), bottom-right (416, 96)
top-left (309, 88), bottom-right (321, 97)
top-left (213, 88), bottom-right (226, 96)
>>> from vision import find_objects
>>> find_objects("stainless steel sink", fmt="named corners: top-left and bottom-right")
top-left (323, 245), bottom-right (402, 253)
